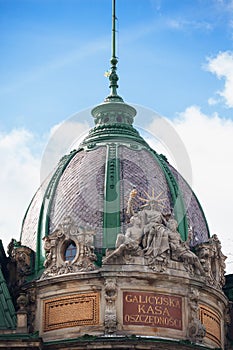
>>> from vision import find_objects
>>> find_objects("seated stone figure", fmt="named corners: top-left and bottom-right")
top-left (167, 219), bottom-right (204, 275)
top-left (139, 200), bottom-right (169, 261)
top-left (103, 215), bottom-right (143, 263)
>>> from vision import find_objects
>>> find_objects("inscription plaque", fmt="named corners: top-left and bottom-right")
top-left (43, 292), bottom-right (99, 331)
top-left (199, 305), bottom-right (221, 347)
top-left (123, 291), bottom-right (182, 330)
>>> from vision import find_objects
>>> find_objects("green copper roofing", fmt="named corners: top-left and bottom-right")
top-left (103, 143), bottom-right (121, 248)
top-left (0, 267), bottom-right (16, 329)
top-left (152, 151), bottom-right (188, 241)
top-left (35, 149), bottom-right (80, 274)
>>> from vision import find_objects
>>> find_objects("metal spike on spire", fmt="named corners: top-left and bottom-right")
top-left (105, 0), bottom-right (123, 102)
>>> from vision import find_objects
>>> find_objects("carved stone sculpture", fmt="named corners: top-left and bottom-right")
top-left (7, 240), bottom-right (35, 287)
top-left (166, 219), bottom-right (204, 276)
top-left (104, 278), bottom-right (117, 334)
top-left (195, 234), bottom-right (226, 288)
top-left (41, 216), bottom-right (97, 279)
top-left (103, 215), bottom-right (143, 264)
top-left (103, 192), bottom-right (204, 277)
top-left (139, 200), bottom-right (170, 268)
top-left (17, 293), bottom-right (28, 311)
top-left (187, 289), bottom-right (206, 343)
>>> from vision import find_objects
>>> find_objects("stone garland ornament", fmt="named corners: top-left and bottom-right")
top-left (104, 278), bottom-right (117, 334)
top-left (41, 216), bottom-right (97, 279)
top-left (187, 289), bottom-right (206, 343)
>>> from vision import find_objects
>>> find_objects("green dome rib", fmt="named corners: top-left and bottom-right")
top-left (35, 149), bottom-right (81, 274)
top-left (149, 150), bottom-right (189, 241)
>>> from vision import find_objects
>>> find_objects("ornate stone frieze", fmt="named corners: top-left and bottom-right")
top-left (41, 216), bottom-right (97, 279)
top-left (104, 278), bottom-right (117, 334)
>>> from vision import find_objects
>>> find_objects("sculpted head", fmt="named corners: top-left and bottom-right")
top-left (130, 214), bottom-right (140, 227)
top-left (167, 219), bottom-right (178, 232)
top-left (149, 200), bottom-right (157, 210)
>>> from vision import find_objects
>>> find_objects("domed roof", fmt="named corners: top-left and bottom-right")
top-left (20, 97), bottom-right (210, 274)
top-left (20, 12), bottom-right (209, 274)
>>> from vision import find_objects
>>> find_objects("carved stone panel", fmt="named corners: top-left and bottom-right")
top-left (43, 292), bottom-right (100, 332)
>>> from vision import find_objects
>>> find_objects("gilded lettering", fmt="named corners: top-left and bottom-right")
top-left (146, 305), bottom-right (154, 314)
top-left (139, 295), bottom-right (147, 304)
top-left (154, 305), bottom-right (162, 315)
top-left (163, 307), bottom-right (170, 317)
top-left (159, 316), bottom-right (164, 325)
top-left (123, 292), bottom-right (182, 330)
top-left (169, 298), bottom-right (180, 308)
top-left (154, 296), bottom-right (162, 305)
top-left (148, 296), bottom-right (155, 304)
top-left (148, 315), bottom-right (154, 324)
top-left (138, 304), bottom-right (146, 313)
top-left (125, 294), bottom-right (132, 303)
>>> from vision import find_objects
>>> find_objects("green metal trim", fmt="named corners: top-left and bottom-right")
top-left (82, 123), bottom-right (148, 147)
top-left (35, 149), bottom-right (81, 274)
top-left (0, 331), bottom-right (40, 339)
top-left (44, 334), bottom-right (213, 349)
top-left (103, 143), bottom-right (121, 249)
top-left (150, 150), bottom-right (188, 241)
top-left (184, 180), bottom-right (210, 238)
top-left (20, 191), bottom-right (38, 244)
top-left (0, 269), bottom-right (16, 329)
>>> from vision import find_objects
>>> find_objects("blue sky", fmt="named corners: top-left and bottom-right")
top-left (1, 0), bottom-right (233, 271)
top-left (1, 0), bottom-right (233, 133)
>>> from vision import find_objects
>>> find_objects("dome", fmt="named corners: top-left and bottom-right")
top-left (7, 3), bottom-right (229, 349)
top-left (20, 98), bottom-right (210, 274)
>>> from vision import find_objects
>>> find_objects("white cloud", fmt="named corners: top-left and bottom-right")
top-left (0, 129), bottom-right (41, 251)
top-left (40, 116), bottom-right (90, 183)
top-left (208, 97), bottom-right (219, 106)
top-left (0, 118), bottom-right (90, 252)
top-left (206, 51), bottom-right (233, 108)
top-left (168, 106), bottom-right (233, 273)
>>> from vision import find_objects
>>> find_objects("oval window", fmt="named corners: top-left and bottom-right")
top-left (64, 241), bottom-right (77, 262)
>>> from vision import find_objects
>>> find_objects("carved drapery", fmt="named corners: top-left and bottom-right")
top-left (103, 194), bottom-right (226, 289)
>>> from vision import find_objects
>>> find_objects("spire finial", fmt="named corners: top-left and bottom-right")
top-left (105, 0), bottom-right (123, 102)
